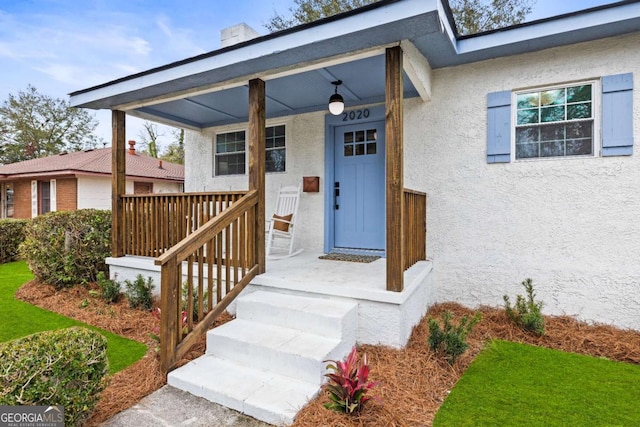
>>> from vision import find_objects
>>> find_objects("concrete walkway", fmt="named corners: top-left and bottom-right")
top-left (102, 385), bottom-right (272, 427)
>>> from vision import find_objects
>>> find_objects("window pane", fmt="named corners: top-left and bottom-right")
top-left (273, 136), bottom-right (285, 147)
top-left (516, 143), bottom-right (538, 159)
top-left (366, 129), bottom-right (377, 141)
top-left (344, 132), bottom-right (353, 144)
top-left (266, 148), bottom-right (286, 173)
top-left (567, 103), bottom-right (591, 120)
top-left (540, 89), bottom-right (565, 106)
top-left (567, 85), bottom-right (591, 103)
top-left (540, 141), bottom-right (564, 157)
top-left (566, 138), bottom-right (593, 156)
top-left (540, 123), bottom-right (565, 142)
top-left (517, 109), bottom-right (538, 125)
top-left (356, 143), bottom-right (365, 156)
top-left (355, 131), bottom-right (365, 142)
top-left (273, 125), bottom-right (285, 137)
top-left (516, 127), bottom-right (539, 144)
top-left (366, 143), bottom-right (377, 155)
top-left (216, 153), bottom-right (245, 175)
top-left (265, 126), bottom-right (274, 138)
top-left (517, 93), bottom-right (539, 108)
top-left (566, 121), bottom-right (593, 139)
top-left (540, 105), bottom-right (565, 122)
top-left (344, 145), bottom-right (353, 156)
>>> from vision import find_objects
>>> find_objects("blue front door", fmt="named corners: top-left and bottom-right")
top-left (334, 121), bottom-right (385, 250)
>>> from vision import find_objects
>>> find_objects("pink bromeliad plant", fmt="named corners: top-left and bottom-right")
top-left (323, 347), bottom-right (380, 414)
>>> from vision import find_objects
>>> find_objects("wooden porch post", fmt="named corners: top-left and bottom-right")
top-left (112, 110), bottom-right (126, 257)
top-left (248, 79), bottom-right (266, 274)
top-left (386, 46), bottom-right (404, 292)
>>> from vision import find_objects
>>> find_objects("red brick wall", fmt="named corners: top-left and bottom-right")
top-left (9, 178), bottom-right (78, 219)
top-left (12, 180), bottom-right (32, 219)
top-left (55, 178), bottom-right (77, 212)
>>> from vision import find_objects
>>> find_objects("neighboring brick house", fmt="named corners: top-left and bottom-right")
top-left (0, 143), bottom-right (184, 219)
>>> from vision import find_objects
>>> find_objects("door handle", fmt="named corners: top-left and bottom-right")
top-left (334, 182), bottom-right (340, 210)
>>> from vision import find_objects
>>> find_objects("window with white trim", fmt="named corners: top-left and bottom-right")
top-left (214, 125), bottom-right (286, 176)
top-left (265, 125), bottom-right (286, 173)
top-left (215, 130), bottom-right (246, 176)
top-left (514, 82), bottom-right (596, 159)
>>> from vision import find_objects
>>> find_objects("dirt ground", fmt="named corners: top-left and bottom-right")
top-left (16, 281), bottom-right (640, 427)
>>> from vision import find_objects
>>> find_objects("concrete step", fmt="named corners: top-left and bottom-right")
top-left (206, 318), bottom-right (351, 385)
top-left (167, 355), bottom-right (319, 426)
top-left (236, 290), bottom-right (358, 340)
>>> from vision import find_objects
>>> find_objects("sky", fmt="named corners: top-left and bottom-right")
top-left (0, 0), bottom-right (623, 152)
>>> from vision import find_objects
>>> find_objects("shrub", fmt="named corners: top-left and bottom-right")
top-left (20, 209), bottom-right (111, 289)
top-left (428, 310), bottom-right (481, 365)
top-left (323, 347), bottom-right (380, 414)
top-left (97, 271), bottom-right (121, 303)
top-left (504, 278), bottom-right (545, 335)
top-left (0, 327), bottom-right (108, 427)
top-left (0, 219), bottom-right (29, 264)
top-left (182, 281), bottom-right (209, 321)
top-left (125, 274), bottom-right (154, 310)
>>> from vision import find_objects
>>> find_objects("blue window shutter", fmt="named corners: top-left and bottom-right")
top-left (487, 91), bottom-right (511, 163)
top-left (602, 73), bottom-right (633, 156)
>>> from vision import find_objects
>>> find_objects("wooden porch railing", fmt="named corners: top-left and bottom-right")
top-left (403, 188), bottom-right (427, 270)
top-left (122, 192), bottom-right (245, 257)
top-left (155, 190), bottom-right (259, 373)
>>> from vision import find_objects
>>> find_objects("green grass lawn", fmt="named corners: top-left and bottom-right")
top-left (0, 261), bottom-right (147, 374)
top-left (434, 339), bottom-right (640, 427)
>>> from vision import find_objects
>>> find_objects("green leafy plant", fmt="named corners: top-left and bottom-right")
top-left (0, 327), bottom-right (108, 427)
top-left (181, 282), bottom-right (209, 321)
top-left (428, 310), bottom-right (482, 365)
top-left (97, 271), bottom-right (121, 303)
top-left (0, 219), bottom-right (28, 264)
top-left (124, 274), bottom-right (154, 310)
top-left (504, 278), bottom-right (545, 335)
top-left (20, 209), bottom-right (111, 288)
top-left (323, 347), bottom-right (380, 414)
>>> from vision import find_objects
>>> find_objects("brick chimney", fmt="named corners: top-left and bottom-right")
top-left (220, 23), bottom-right (260, 48)
top-left (128, 140), bottom-right (136, 155)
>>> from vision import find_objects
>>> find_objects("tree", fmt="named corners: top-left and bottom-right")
top-left (160, 128), bottom-right (185, 165)
top-left (138, 121), bottom-right (164, 158)
top-left (449, 0), bottom-right (534, 35)
top-left (265, 0), bottom-right (377, 32)
top-left (0, 86), bottom-right (100, 164)
top-left (265, 0), bottom-right (534, 36)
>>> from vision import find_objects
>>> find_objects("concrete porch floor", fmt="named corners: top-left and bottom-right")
top-left (257, 251), bottom-right (433, 305)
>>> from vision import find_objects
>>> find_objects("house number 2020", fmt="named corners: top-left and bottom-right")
top-left (342, 109), bottom-right (370, 121)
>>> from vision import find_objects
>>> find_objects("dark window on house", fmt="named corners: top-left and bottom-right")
top-left (134, 182), bottom-right (153, 194)
top-left (515, 82), bottom-right (595, 159)
top-left (40, 181), bottom-right (51, 214)
top-left (266, 125), bottom-right (286, 173)
top-left (4, 184), bottom-right (13, 218)
top-left (215, 131), bottom-right (246, 176)
top-left (214, 125), bottom-right (286, 176)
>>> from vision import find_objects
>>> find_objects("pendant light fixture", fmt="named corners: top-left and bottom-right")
top-left (328, 80), bottom-right (344, 115)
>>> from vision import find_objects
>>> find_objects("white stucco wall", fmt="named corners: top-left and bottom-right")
top-left (78, 176), bottom-right (183, 210)
top-left (184, 32), bottom-right (640, 331)
top-left (408, 32), bottom-right (640, 330)
top-left (185, 116), bottom-right (326, 252)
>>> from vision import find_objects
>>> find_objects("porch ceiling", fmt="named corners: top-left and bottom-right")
top-left (68, 0), bottom-right (640, 130)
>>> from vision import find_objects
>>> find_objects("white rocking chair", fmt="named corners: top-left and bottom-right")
top-left (266, 184), bottom-right (302, 258)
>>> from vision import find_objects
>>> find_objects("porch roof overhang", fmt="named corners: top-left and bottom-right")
top-left (69, 0), bottom-right (640, 130)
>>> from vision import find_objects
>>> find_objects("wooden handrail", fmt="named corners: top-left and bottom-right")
top-left (403, 188), bottom-right (427, 270)
top-left (158, 190), bottom-right (259, 373)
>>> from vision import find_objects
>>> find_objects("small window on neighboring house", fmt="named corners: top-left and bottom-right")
top-left (514, 82), bottom-right (595, 159)
top-left (215, 131), bottom-right (246, 176)
top-left (2, 184), bottom-right (13, 218)
top-left (40, 181), bottom-right (51, 214)
top-left (266, 125), bottom-right (286, 173)
top-left (134, 182), bottom-right (153, 194)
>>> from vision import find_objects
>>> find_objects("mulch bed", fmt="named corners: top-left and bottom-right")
top-left (16, 282), bottom-right (640, 427)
